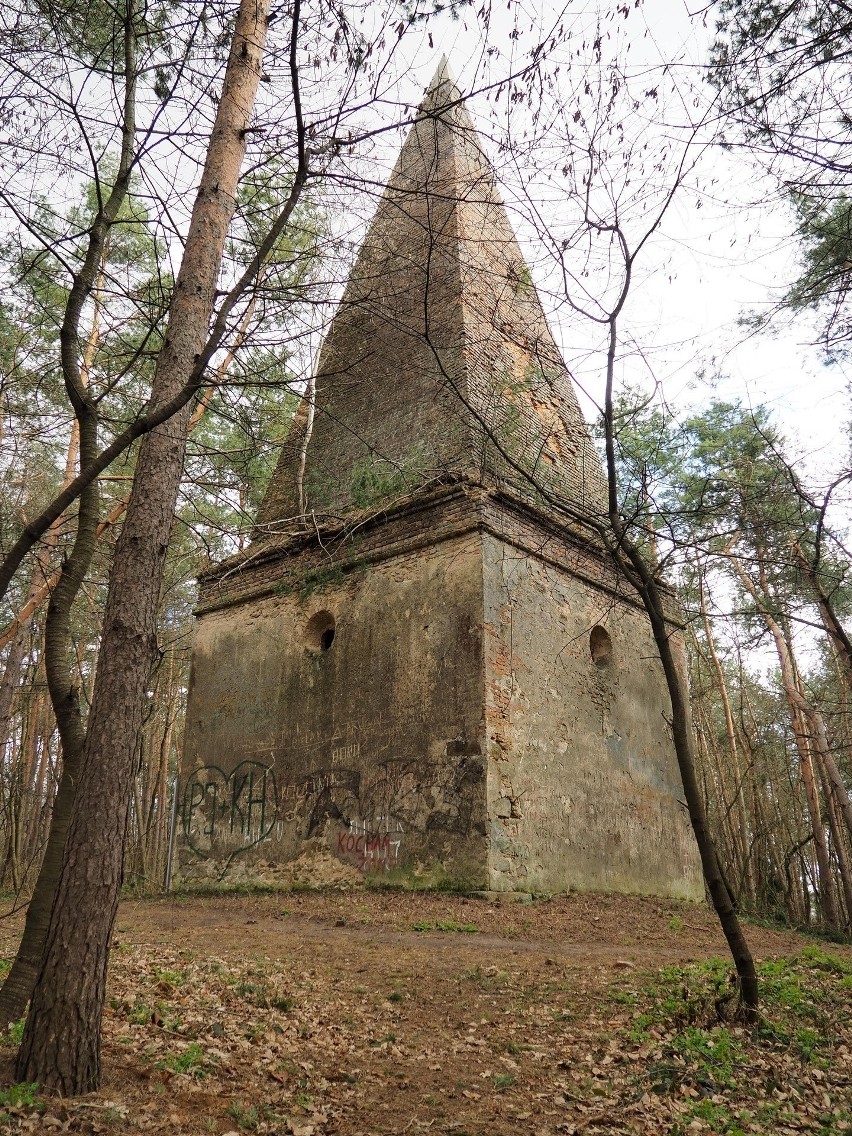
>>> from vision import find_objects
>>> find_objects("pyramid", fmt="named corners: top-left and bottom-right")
top-left (177, 65), bottom-right (703, 899)
top-left (257, 61), bottom-right (608, 530)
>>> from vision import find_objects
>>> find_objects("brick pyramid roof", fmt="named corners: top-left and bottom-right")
top-left (257, 60), bottom-right (607, 531)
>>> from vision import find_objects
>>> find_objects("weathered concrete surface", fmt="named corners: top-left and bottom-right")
top-left (481, 530), bottom-right (701, 898)
top-left (256, 63), bottom-right (606, 535)
top-left (180, 527), bottom-right (489, 886)
top-left (180, 489), bottom-right (703, 898)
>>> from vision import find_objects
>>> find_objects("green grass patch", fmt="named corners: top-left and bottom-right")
top-left (227, 1101), bottom-right (260, 1131)
top-left (682, 1098), bottom-right (749, 1135)
top-left (0, 1081), bottom-right (46, 1125)
top-left (152, 967), bottom-right (185, 988)
top-left (156, 1041), bottom-right (210, 1078)
top-left (493, 1073), bottom-right (516, 1091)
top-left (0, 1083), bottom-right (44, 1112)
top-left (0, 1015), bottom-right (26, 1049)
top-left (623, 947), bottom-right (852, 1123)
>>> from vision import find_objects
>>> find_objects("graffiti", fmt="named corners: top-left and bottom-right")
top-left (180, 736), bottom-right (486, 879)
top-left (331, 742), bottom-right (360, 764)
top-left (293, 759), bottom-right (417, 840)
top-left (285, 751), bottom-right (484, 870)
top-left (183, 761), bottom-right (278, 869)
top-left (281, 767), bottom-right (362, 836)
top-left (330, 816), bottom-right (404, 872)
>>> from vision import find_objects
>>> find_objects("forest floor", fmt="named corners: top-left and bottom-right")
top-left (0, 889), bottom-right (849, 1135)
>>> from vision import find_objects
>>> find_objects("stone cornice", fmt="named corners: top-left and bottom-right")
top-left (195, 479), bottom-right (682, 628)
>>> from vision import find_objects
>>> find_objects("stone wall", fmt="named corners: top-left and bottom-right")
top-left (180, 487), bottom-right (703, 898)
top-left (481, 531), bottom-right (703, 898)
top-left (180, 529), bottom-right (489, 886)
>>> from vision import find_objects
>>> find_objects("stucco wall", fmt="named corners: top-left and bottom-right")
top-left (179, 531), bottom-right (488, 885)
top-left (180, 488), bottom-right (703, 899)
top-left (481, 531), bottom-right (704, 898)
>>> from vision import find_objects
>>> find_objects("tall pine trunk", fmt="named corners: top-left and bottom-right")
top-left (696, 569), bottom-right (753, 898)
top-left (730, 553), bottom-right (841, 927)
top-left (16, 0), bottom-right (270, 1093)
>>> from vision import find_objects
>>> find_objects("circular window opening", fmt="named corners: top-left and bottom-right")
top-left (305, 610), bottom-right (336, 652)
top-left (590, 625), bottom-right (613, 668)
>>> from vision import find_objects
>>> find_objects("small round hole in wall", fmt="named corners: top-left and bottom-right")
top-left (590, 625), bottom-right (613, 668)
top-left (305, 610), bottom-right (336, 652)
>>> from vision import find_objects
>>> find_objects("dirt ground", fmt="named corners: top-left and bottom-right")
top-left (0, 889), bottom-right (849, 1135)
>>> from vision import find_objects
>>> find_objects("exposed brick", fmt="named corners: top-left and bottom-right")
top-left (256, 66), bottom-right (606, 533)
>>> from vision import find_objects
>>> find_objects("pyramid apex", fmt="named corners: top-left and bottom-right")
top-left (256, 58), bottom-right (607, 530)
top-left (429, 54), bottom-right (454, 88)
top-left (424, 55), bottom-right (463, 108)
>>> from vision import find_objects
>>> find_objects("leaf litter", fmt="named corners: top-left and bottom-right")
top-left (0, 890), bottom-right (848, 1135)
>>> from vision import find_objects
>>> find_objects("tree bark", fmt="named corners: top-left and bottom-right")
top-left (817, 748), bottom-right (852, 927)
top-left (615, 538), bottom-right (759, 1010)
top-left (15, 0), bottom-right (271, 1093)
top-left (794, 712), bottom-right (839, 927)
top-left (0, 4), bottom-right (309, 611)
top-left (729, 554), bottom-right (841, 927)
top-left (0, 6), bottom-right (137, 1023)
top-left (0, 497), bottom-right (129, 656)
top-left (792, 539), bottom-right (852, 696)
top-left (696, 569), bottom-right (753, 896)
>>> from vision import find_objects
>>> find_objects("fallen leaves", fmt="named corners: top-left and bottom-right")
top-left (0, 893), bottom-right (847, 1134)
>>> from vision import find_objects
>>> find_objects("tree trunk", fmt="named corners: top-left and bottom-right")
top-left (795, 714), bottom-right (839, 927)
top-left (792, 539), bottom-right (852, 697)
top-left (16, 0), bottom-right (271, 1094)
top-left (0, 31), bottom-right (135, 1021)
top-left (0, 497), bottom-right (129, 656)
top-left (0, 743), bottom-right (82, 1026)
top-left (619, 545), bottom-right (758, 1010)
top-left (729, 554), bottom-right (842, 927)
top-left (600, 320), bottom-right (758, 1013)
top-left (816, 748), bottom-right (852, 926)
top-left (692, 690), bottom-right (746, 904)
top-left (695, 569), bottom-right (753, 897)
top-left (0, 354), bottom-right (100, 1026)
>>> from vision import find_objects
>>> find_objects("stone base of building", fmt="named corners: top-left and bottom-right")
top-left (177, 482), bottom-right (703, 901)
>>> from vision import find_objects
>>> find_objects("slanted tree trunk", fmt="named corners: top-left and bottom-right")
top-left (0, 619), bottom-right (31, 768)
top-left (794, 712), bottom-right (839, 927)
top-left (0, 287), bottom-right (105, 1023)
top-left (792, 539), bottom-right (852, 697)
top-left (612, 539), bottom-right (759, 1009)
top-left (696, 569), bottom-right (754, 897)
top-left (692, 691), bottom-right (747, 903)
top-left (0, 498), bottom-right (130, 657)
top-left (0, 11), bottom-right (136, 1025)
top-left (16, 0), bottom-right (272, 1094)
top-left (818, 749), bottom-right (852, 926)
top-left (689, 633), bottom-right (751, 902)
